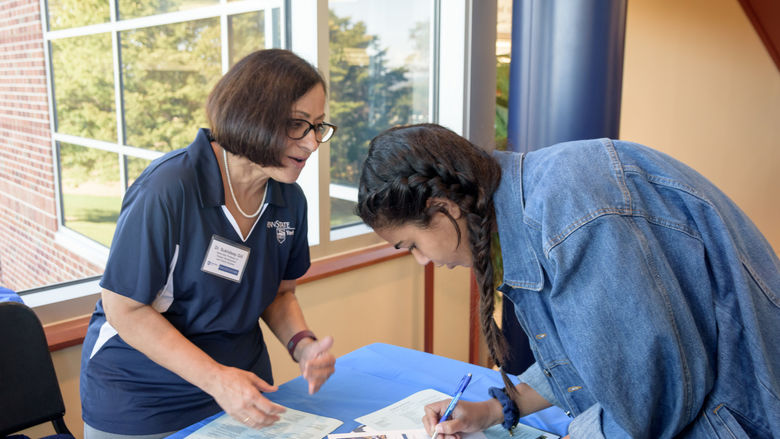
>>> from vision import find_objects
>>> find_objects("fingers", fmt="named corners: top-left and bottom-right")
top-left (427, 419), bottom-right (465, 439)
top-left (303, 352), bottom-right (335, 394)
top-left (212, 367), bottom-right (285, 430)
top-left (234, 389), bottom-right (286, 430)
top-left (238, 408), bottom-right (279, 429)
top-left (422, 399), bottom-right (478, 438)
top-left (300, 336), bottom-right (336, 394)
top-left (315, 335), bottom-right (334, 352)
top-left (237, 404), bottom-right (284, 429)
top-left (432, 421), bottom-right (463, 439)
top-left (422, 400), bottom-right (449, 435)
top-left (246, 372), bottom-right (279, 394)
top-left (303, 335), bottom-right (334, 359)
top-left (307, 373), bottom-right (327, 394)
top-left (253, 395), bottom-right (286, 417)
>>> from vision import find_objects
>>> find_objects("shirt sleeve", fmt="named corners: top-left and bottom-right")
top-left (100, 181), bottom-right (178, 304)
top-left (568, 404), bottom-right (605, 439)
top-left (518, 362), bottom-right (560, 407)
top-left (547, 215), bottom-right (713, 438)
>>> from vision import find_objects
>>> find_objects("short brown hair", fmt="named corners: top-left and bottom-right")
top-left (206, 49), bottom-right (326, 166)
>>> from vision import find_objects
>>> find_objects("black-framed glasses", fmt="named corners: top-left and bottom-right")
top-left (287, 119), bottom-right (337, 143)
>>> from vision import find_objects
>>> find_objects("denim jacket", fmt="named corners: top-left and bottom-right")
top-left (493, 139), bottom-right (779, 438)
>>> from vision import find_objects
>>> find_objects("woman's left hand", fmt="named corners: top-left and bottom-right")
top-left (297, 335), bottom-right (336, 394)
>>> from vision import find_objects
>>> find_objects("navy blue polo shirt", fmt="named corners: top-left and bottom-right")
top-left (80, 128), bottom-right (310, 435)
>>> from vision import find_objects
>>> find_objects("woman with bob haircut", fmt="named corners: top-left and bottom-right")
top-left (80, 49), bottom-right (337, 439)
top-left (356, 123), bottom-right (779, 439)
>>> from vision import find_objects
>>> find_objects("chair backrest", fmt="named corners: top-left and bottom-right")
top-left (0, 301), bottom-right (72, 437)
top-left (0, 287), bottom-right (23, 304)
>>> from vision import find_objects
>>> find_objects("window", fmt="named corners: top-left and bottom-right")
top-left (327, 0), bottom-right (433, 240)
top-left (43, 1), bottom-right (285, 259)
top-left (42, 0), bottom-right (470, 265)
top-left (292, 0), bottom-right (470, 258)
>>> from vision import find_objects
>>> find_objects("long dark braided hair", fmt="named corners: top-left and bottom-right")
top-left (356, 123), bottom-right (522, 404)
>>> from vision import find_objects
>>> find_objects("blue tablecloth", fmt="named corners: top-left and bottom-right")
top-left (169, 343), bottom-right (571, 438)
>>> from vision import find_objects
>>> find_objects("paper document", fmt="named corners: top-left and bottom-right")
top-left (353, 388), bottom-right (559, 439)
top-left (354, 389), bottom-right (451, 430)
top-left (482, 424), bottom-right (559, 439)
top-left (184, 407), bottom-right (342, 439)
top-left (328, 430), bottom-right (430, 439)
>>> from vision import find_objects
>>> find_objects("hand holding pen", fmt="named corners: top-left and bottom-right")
top-left (430, 373), bottom-right (472, 439)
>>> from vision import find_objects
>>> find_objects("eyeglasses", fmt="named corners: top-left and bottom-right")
top-left (287, 119), bottom-right (337, 143)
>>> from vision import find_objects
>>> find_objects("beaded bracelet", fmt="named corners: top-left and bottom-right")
top-left (286, 329), bottom-right (317, 362)
top-left (488, 386), bottom-right (520, 433)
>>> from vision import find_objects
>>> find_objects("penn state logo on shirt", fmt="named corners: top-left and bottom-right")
top-left (267, 220), bottom-right (295, 244)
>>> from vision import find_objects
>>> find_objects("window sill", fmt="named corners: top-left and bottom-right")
top-left (43, 243), bottom-right (408, 351)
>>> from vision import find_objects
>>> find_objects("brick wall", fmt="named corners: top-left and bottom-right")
top-left (0, 0), bottom-right (101, 291)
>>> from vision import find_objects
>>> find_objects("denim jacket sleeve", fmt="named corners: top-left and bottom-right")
top-left (518, 362), bottom-right (560, 407)
top-left (545, 214), bottom-right (714, 438)
top-left (568, 404), bottom-right (605, 439)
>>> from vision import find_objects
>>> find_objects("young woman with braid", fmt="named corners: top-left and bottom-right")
top-left (356, 123), bottom-right (779, 439)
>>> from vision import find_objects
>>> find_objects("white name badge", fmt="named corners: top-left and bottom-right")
top-left (201, 235), bottom-right (251, 283)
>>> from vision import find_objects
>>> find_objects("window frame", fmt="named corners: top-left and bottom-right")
top-left (292, 0), bottom-right (472, 259)
top-left (42, 0), bottom-right (287, 264)
top-left (38, 0), bottom-right (475, 301)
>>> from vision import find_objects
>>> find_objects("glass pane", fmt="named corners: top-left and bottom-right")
top-left (229, 11), bottom-right (265, 67)
top-left (496, 0), bottom-right (512, 150)
top-left (328, 0), bottom-right (432, 229)
top-left (271, 7), bottom-right (282, 48)
top-left (331, 198), bottom-right (359, 229)
top-left (59, 143), bottom-right (122, 247)
top-left (51, 34), bottom-right (116, 142)
top-left (118, 0), bottom-right (220, 20)
top-left (47, 0), bottom-right (109, 31)
top-left (121, 18), bottom-right (221, 152)
top-left (125, 156), bottom-right (152, 189)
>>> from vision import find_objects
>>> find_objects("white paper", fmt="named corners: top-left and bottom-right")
top-left (328, 430), bottom-right (431, 439)
top-left (185, 407), bottom-right (342, 439)
top-left (482, 424), bottom-right (559, 439)
top-left (354, 389), bottom-right (450, 431)
top-left (353, 389), bottom-right (559, 439)
top-left (353, 389), bottom-right (484, 439)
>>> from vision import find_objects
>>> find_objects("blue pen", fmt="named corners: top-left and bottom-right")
top-left (431, 373), bottom-right (472, 439)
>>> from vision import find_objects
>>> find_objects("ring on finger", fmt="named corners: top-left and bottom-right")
top-left (243, 416), bottom-right (251, 424)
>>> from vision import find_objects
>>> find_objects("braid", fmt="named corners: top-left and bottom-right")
top-left (468, 203), bottom-right (523, 405)
top-left (469, 206), bottom-right (504, 365)
top-left (357, 123), bottom-right (522, 404)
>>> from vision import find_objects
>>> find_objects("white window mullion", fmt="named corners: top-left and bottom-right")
top-left (430, 0), bottom-right (441, 124)
top-left (221, 10), bottom-right (230, 73)
top-left (278, 2), bottom-right (287, 49)
top-left (264, 6), bottom-right (274, 48)
top-left (289, 0), bottom-right (327, 247)
top-left (38, 0), bottom-right (63, 229)
top-left (437, 0), bottom-right (469, 136)
top-left (52, 133), bottom-right (163, 161)
top-left (109, 0), bottom-right (128, 193)
top-left (44, 0), bottom-right (285, 40)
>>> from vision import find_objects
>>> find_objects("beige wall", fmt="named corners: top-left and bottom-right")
top-left (263, 256), bottom-right (430, 385)
top-left (264, 261), bottom-right (474, 385)
top-left (621, 0), bottom-right (780, 253)
top-left (29, 257), bottom-right (473, 439)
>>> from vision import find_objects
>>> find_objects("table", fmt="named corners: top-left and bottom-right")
top-left (169, 343), bottom-right (572, 438)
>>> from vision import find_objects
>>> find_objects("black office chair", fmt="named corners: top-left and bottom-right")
top-left (0, 301), bottom-right (74, 438)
